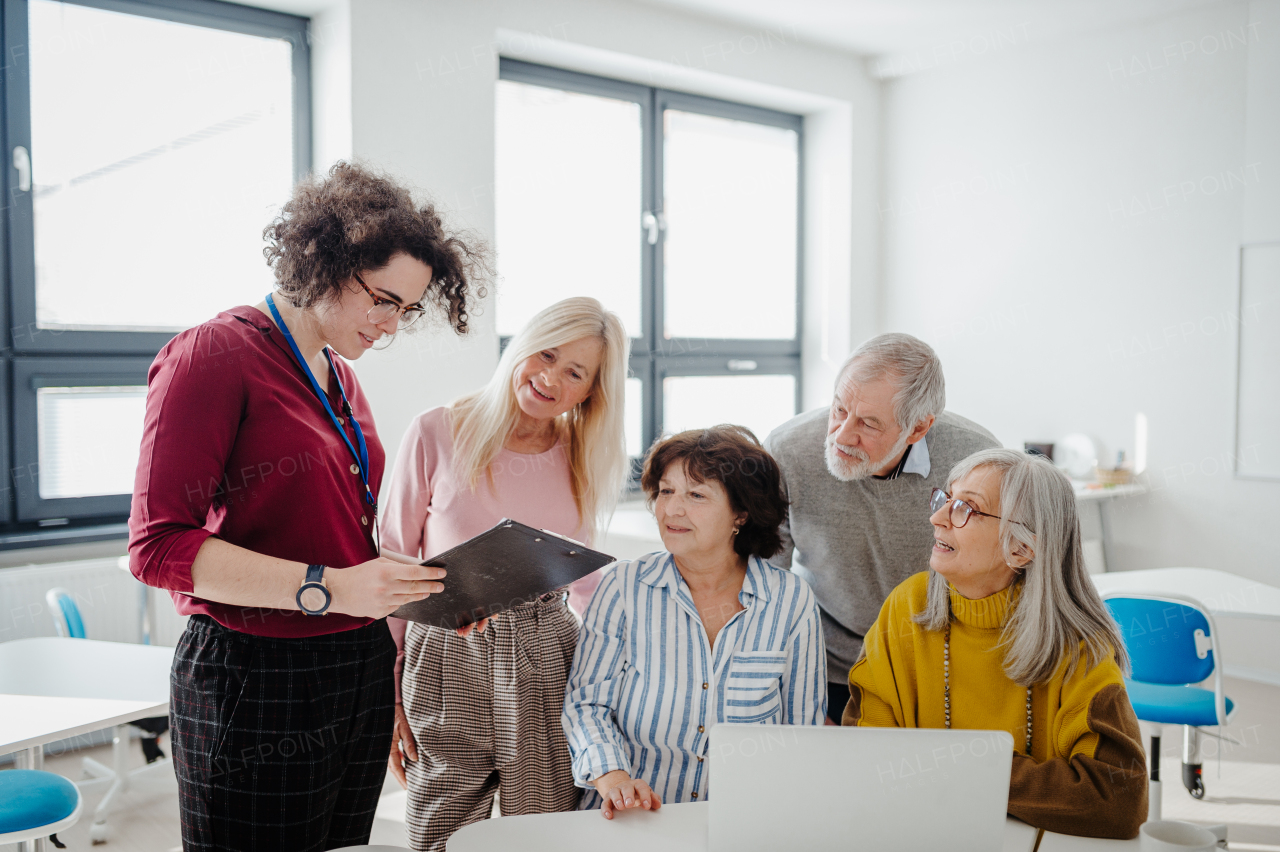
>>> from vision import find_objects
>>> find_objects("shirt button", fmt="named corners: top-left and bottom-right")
top-left (361, 515), bottom-right (368, 526)
top-left (691, 792), bottom-right (698, 799)
top-left (697, 725), bottom-right (704, 733)
top-left (350, 464), bottom-right (360, 474)
top-left (697, 756), bottom-right (703, 763)
top-left (702, 682), bottom-right (708, 690)
top-left (336, 416), bottom-right (344, 425)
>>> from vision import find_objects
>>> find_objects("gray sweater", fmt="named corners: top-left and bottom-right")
top-left (765, 408), bottom-right (999, 682)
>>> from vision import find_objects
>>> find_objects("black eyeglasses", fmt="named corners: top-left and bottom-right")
top-left (354, 273), bottom-right (427, 329)
top-left (929, 487), bottom-right (1006, 528)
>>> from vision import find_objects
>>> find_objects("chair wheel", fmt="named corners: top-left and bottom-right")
top-left (89, 821), bottom-right (109, 844)
top-left (1183, 763), bottom-right (1205, 799)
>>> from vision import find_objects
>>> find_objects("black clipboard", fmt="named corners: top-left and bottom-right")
top-left (391, 519), bottom-right (615, 629)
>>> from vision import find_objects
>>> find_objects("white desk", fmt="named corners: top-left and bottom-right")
top-left (1037, 831), bottom-right (1137, 851)
top-left (447, 802), bottom-right (1041, 852)
top-left (0, 637), bottom-right (173, 851)
top-left (0, 635), bottom-right (173, 757)
top-left (1092, 567), bottom-right (1280, 683)
top-left (1092, 567), bottom-right (1280, 621)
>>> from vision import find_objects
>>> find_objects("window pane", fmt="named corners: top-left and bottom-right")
top-left (663, 110), bottom-right (797, 340)
top-left (662, 374), bottom-right (795, 444)
top-left (495, 80), bottom-right (642, 338)
top-left (30, 0), bottom-right (294, 332)
top-left (38, 387), bottom-right (147, 499)
top-left (625, 376), bottom-right (643, 458)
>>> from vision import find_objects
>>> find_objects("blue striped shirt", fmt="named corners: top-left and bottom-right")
top-left (562, 551), bottom-right (827, 809)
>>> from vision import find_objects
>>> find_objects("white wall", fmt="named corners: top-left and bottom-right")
top-left (880, 2), bottom-right (1279, 583)
top-left (319, 0), bottom-right (877, 491)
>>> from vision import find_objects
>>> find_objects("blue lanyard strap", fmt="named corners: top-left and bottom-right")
top-left (265, 294), bottom-right (376, 514)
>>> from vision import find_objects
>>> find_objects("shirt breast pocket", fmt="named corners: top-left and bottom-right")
top-left (723, 651), bottom-right (787, 724)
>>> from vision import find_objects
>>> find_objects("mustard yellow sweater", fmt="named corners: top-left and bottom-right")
top-left (844, 572), bottom-right (1147, 840)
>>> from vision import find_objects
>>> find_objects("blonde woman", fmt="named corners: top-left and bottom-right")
top-left (382, 297), bottom-right (629, 851)
top-left (844, 448), bottom-right (1147, 839)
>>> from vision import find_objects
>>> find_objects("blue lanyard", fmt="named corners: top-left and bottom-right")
top-left (266, 294), bottom-right (377, 518)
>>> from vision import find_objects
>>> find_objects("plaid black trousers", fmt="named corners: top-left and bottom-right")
top-left (171, 615), bottom-right (396, 852)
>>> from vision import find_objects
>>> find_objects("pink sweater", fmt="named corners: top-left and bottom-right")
top-left (382, 406), bottom-right (600, 702)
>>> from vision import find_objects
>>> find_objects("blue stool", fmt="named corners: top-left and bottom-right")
top-left (0, 769), bottom-right (82, 848)
top-left (1104, 591), bottom-right (1236, 818)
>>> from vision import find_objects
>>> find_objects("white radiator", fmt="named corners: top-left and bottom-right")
top-left (0, 557), bottom-right (188, 647)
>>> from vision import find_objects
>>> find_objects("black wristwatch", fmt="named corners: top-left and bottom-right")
top-left (296, 564), bottom-right (331, 616)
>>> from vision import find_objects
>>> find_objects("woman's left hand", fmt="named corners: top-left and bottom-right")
top-left (456, 617), bottom-right (490, 637)
top-left (593, 770), bottom-right (662, 819)
top-left (388, 703), bottom-right (418, 789)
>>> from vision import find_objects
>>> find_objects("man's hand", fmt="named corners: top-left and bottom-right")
top-left (592, 770), bottom-right (662, 819)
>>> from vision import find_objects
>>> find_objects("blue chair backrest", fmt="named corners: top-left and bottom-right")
top-left (48, 590), bottom-right (86, 639)
top-left (1105, 596), bottom-right (1213, 685)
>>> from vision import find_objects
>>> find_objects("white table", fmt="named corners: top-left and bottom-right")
top-left (447, 801), bottom-right (1041, 852)
top-left (0, 637), bottom-right (173, 850)
top-left (1092, 567), bottom-right (1280, 621)
top-left (1037, 831), bottom-right (1137, 851)
top-left (1092, 567), bottom-right (1280, 684)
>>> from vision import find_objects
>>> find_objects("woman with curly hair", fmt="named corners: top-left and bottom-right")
top-left (128, 162), bottom-right (488, 852)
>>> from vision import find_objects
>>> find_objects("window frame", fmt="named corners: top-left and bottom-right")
top-left (497, 59), bottom-right (804, 464)
top-left (0, 0), bottom-right (311, 545)
top-left (12, 356), bottom-right (152, 520)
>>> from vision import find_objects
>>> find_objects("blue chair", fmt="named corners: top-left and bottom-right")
top-left (45, 587), bottom-right (170, 843)
top-left (0, 769), bottom-right (82, 848)
top-left (1103, 591), bottom-right (1235, 812)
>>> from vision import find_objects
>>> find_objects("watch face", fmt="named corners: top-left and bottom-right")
top-left (299, 585), bottom-right (329, 613)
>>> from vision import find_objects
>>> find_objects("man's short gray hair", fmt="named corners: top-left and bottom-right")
top-left (838, 333), bottom-right (946, 430)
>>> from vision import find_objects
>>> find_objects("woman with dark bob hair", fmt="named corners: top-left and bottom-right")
top-left (562, 425), bottom-right (826, 820)
top-left (128, 162), bottom-right (489, 851)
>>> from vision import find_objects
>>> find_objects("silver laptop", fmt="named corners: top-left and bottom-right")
top-left (708, 724), bottom-right (1014, 852)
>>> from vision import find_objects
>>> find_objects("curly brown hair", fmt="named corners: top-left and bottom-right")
top-left (640, 425), bottom-right (788, 560)
top-left (262, 161), bottom-right (490, 334)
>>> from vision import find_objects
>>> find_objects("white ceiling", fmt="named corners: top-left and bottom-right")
top-left (630, 0), bottom-right (1231, 73)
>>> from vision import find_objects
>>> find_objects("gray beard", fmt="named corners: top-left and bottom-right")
top-left (824, 430), bottom-right (911, 482)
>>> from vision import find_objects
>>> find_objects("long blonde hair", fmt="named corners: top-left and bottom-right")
top-left (914, 448), bottom-right (1129, 686)
top-left (449, 297), bottom-right (629, 541)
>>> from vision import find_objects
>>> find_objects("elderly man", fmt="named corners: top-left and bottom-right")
top-left (765, 333), bottom-right (999, 723)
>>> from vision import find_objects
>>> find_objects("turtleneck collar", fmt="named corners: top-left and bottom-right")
top-left (949, 581), bottom-right (1019, 630)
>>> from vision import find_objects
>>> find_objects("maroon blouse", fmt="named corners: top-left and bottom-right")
top-left (128, 305), bottom-right (386, 637)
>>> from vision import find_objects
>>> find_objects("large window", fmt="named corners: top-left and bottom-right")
top-left (0, 0), bottom-right (309, 544)
top-left (495, 59), bottom-right (802, 465)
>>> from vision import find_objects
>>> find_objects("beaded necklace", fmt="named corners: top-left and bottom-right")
top-left (943, 620), bottom-right (1033, 755)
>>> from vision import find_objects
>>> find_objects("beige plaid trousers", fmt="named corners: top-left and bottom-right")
top-left (400, 595), bottom-right (582, 851)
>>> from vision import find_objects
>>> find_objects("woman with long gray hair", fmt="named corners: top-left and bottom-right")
top-left (843, 448), bottom-right (1147, 839)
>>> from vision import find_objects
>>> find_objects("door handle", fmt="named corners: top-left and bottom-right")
top-left (13, 146), bottom-right (31, 192)
top-left (642, 211), bottom-right (666, 245)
